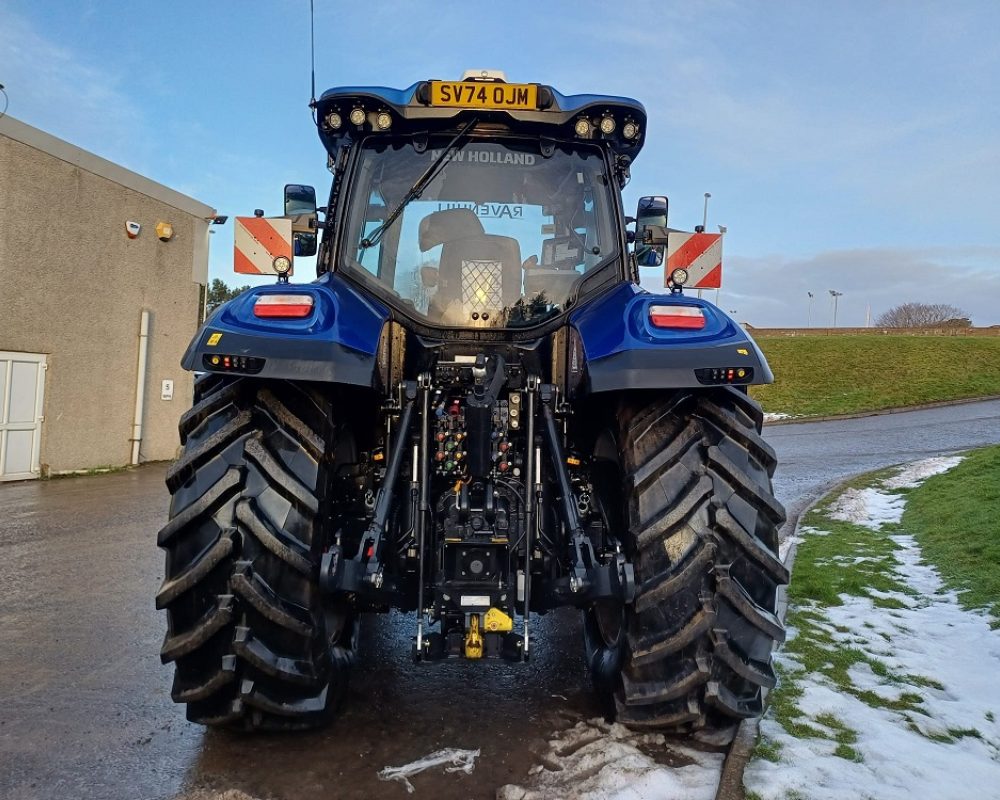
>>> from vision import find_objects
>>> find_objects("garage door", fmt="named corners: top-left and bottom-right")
top-left (0, 351), bottom-right (47, 481)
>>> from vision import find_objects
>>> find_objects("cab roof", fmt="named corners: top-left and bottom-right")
top-left (314, 77), bottom-right (648, 161)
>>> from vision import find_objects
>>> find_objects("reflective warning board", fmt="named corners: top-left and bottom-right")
top-left (665, 232), bottom-right (722, 289)
top-left (234, 216), bottom-right (293, 275)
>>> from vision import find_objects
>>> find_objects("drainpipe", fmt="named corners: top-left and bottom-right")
top-left (131, 309), bottom-right (150, 465)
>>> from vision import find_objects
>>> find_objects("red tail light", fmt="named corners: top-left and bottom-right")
top-left (649, 304), bottom-right (706, 329)
top-left (253, 294), bottom-right (315, 318)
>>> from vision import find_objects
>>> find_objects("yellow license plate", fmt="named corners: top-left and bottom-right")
top-left (430, 81), bottom-right (538, 110)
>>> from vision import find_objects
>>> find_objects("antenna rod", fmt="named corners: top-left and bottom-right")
top-left (309, 0), bottom-right (316, 108)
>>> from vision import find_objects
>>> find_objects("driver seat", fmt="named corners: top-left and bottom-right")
top-left (420, 209), bottom-right (523, 324)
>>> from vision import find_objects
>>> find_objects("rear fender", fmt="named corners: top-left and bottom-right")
top-left (570, 283), bottom-right (773, 393)
top-left (181, 273), bottom-right (389, 386)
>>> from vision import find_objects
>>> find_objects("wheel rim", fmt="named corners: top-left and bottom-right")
top-left (593, 600), bottom-right (625, 648)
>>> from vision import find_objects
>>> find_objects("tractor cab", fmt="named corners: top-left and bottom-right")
top-left (302, 72), bottom-right (659, 332)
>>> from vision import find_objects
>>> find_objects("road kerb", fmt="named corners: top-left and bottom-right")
top-left (763, 394), bottom-right (1000, 426)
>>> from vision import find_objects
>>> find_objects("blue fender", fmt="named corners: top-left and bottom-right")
top-left (570, 283), bottom-right (773, 393)
top-left (181, 272), bottom-right (390, 387)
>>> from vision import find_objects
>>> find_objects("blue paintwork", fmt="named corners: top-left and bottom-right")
top-left (552, 89), bottom-right (645, 117)
top-left (570, 284), bottom-right (773, 391)
top-left (318, 83), bottom-right (646, 122)
top-left (319, 83), bottom-right (421, 107)
top-left (187, 271), bottom-right (769, 389)
top-left (571, 283), bottom-right (755, 359)
top-left (206, 272), bottom-right (388, 356)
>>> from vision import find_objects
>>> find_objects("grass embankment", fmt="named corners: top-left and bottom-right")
top-left (903, 445), bottom-right (1000, 623)
top-left (750, 335), bottom-right (1000, 417)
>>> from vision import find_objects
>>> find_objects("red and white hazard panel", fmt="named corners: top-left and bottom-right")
top-left (234, 216), bottom-right (293, 275)
top-left (664, 232), bottom-right (723, 289)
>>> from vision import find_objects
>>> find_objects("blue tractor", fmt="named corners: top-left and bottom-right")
top-left (158, 72), bottom-right (787, 736)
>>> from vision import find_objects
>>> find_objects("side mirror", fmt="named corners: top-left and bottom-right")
top-left (285, 184), bottom-right (318, 258)
top-left (284, 183), bottom-right (317, 217)
top-left (635, 195), bottom-right (668, 268)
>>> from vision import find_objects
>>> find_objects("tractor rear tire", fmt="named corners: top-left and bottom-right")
top-left (157, 374), bottom-right (353, 730)
top-left (604, 387), bottom-right (788, 737)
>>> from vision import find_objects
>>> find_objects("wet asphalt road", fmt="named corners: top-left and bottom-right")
top-left (1, 399), bottom-right (999, 800)
top-left (766, 399), bottom-right (1000, 526)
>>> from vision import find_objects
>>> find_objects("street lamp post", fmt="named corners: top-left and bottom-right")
top-left (829, 290), bottom-right (843, 327)
top-left (807, 291), bottom-right (814, 327)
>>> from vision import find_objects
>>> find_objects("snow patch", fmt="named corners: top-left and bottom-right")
top-left (378, 748), bottom-right (479, 793)
top-left (763, 412), bottom-right (799, 423)
top-left (825, 456), bottom-right (965, 531)
top-left (749, 580), bottom-right (1000, 799)
top-left (884, 455), bottom-right (965, 489)
top-left (747, 455), bottom-right (1000, 800)
top-left (497, 718), bottom-right (723, 800)
top-left (846, 661), bottom-right (907, 703)
top-left (827, 487), bottom-right (905, 529)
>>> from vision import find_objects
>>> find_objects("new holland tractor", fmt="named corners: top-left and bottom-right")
top-left (157, 71), bottom-right (787, 736)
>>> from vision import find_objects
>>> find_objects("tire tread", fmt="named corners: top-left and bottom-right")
top-left (157, 378), bottom-right (352, 730)
top-left (614, 388), bottom-right (786, 736)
